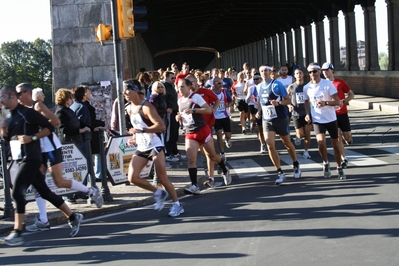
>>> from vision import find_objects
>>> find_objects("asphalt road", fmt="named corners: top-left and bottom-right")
top-left (1, 106), bottom-right (398, 265)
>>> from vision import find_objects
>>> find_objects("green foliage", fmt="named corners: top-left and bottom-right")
top-left (378, 52), bottom-right (388, 70)
top-left (0, 39), bottom-right (52, 104)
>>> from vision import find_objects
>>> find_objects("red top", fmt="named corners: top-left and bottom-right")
top-left (332, 78), bottom-right (351, 115)
top-left (175, 73), bottom-right (190, 85)
top-left (194, 87), bottom-right (218, 127)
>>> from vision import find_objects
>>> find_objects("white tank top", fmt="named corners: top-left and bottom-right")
top-left (130, 108), bottom-right (163, 151)
top-left (40, 132), bottom-right (62, 152)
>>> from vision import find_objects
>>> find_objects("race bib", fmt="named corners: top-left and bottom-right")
top-left (181, 113), bottom-right (195, 126)
top-left (136, 133), bottom-right (151, 147)
top-left (10, 140), bottom-right (22, 160)
top-left (296, 92), bottom-right (305, 104)
top-left (262, 105), bottom-right (278, 121)
top-left (217, 102), bottom-right (225, 111)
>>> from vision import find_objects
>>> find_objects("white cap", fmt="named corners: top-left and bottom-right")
top-left (321, 62), bottom-right (334, 70)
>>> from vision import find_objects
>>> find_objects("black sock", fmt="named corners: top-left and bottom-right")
top-left (15, 229), bottom-right (22, 236)
top-left (277, 168), bottom-right (283, 173)
top-left (69, 213), bottom-right (76, 221)
top-left (188, 168), bottom-right (197, 185)
top-left (293, 161), bottom-right (299, 167)
top-left (218, 158), bottom-right (228, 174)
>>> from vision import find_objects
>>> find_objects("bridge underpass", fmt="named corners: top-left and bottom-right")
top-left (51, 0), bottom-right (399, 98)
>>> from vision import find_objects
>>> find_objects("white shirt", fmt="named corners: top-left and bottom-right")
top-left (303, 79), bottom-right (338, 124)
top-left (277, 76), bottom-right (293, 89)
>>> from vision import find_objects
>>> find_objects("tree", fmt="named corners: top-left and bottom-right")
top-left (378, 52), bottom-right (388, 70)
top-left (0, 39), bottom-right (52, 105)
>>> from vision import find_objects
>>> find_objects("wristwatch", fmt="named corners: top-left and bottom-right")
top-left (192, 108), bottom-right (196, 113)
top-left (325, 101), bottom-right (329, 106)
top-left (31, 135), bottom-right (38, 141)
top-left (142, 128), bottom-right (146, 133)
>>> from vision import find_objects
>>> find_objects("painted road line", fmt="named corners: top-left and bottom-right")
top-left (328, 149), bottom-right (388, 166)
top-left (228, 159), bottom-right (269, 179)
top-left (280, 154), bottom-right (322, 172)
top-left (375, 146), bottom-right (399, 157)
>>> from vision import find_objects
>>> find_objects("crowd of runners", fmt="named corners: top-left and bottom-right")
top-left (0, 60), bottom-right (354, 246)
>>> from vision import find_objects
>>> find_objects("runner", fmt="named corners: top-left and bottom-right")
top-left (123, 79), bottom-right (184, 217)
top-left (177, 78), bottom-right (231, 194)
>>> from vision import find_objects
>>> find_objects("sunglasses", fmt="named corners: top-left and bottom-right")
top-left (170, 77), bottom-right (176, 79)
top-left (254, 78), bottom-right (261, 80)
top-left (215, 82), bottom-right (222, 85)
top-left (17, 90), bottom-right (28, 96)
top-left (309, 70), bottom-right (319, 74)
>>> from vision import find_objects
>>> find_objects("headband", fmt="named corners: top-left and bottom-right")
top-left (307, 65), bottom-right (321, 71)
top-left (259, 66), bottom-right (272, 72)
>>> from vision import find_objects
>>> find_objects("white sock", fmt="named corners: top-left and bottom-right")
top-left (70, 180), bottom-right (90, 194)
top-left (36, 197), bottom-right (48, 223)
top-left (173, 201), bottom-right (180, 206)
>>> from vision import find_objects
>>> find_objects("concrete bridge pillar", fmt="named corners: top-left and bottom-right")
top-left (343, 11), bottom-right (360, 70)
top-left (362, 2), bottom-right (380, 71)
top-left (386, 0), bottom-right (399, 70)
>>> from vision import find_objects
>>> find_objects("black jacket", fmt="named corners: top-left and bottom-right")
top-left (83, 101), bottom-right (105, 154)
top-left (6, 104), bottom-right (54, 161)
top-left (55, 104), bottom-right (83, 144)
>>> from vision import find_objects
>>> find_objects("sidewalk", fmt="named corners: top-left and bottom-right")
top-left (1, 93), bottom-right (398, 235)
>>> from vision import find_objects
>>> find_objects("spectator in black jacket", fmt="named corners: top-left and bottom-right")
top-left (83, 87), bottom-right (106, 181)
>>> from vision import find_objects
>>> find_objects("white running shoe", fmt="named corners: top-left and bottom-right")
top-left (166, 155), bottom-right (179, 162)
top-left (260, 144), bottom-right (267, 154)
top-left (293, 164), bottom-right (301, 179)
top-left (323, 163), bottom-right (332, 178)
top-left (303, 150), bottom-right (311, 159)
top-left (222, 167), bottom-right (232, 185)
top-left (203, 177), bottom-right (215, 188)
top-left (294, 137), bottom-right (302, 146)
top-left (225, 139), bottom-right (232, 148)
top-left (89, 187), bottom-right (104, 208)
top-left (184, 184), bottom-right (201, 195)
top-left (275, 171), bottom-right (286, 185)
top-left (168, 202), bottom-right (184, 217)
top-left (154, 190), bottom-right (169, 211)
top-left (25, 217), bottom-right (50, 232)
top-left (337, 167), bottom-right (346, 180)
top-left (69, 213), bottom-right (84, 237)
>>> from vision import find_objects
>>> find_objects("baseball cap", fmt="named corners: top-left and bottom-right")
top-left (321, 62), bottom-right (334, 70)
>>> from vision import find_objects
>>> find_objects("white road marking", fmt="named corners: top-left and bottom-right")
top-left (228, 159), bottom-right (269, 179)
top-left (328, 149), bottom-right (388, 166)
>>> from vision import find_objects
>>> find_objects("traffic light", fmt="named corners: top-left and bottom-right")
top-left (95, 24), bottom-right (112, 42)
top-left (116, 0), bottom-right (148, 39)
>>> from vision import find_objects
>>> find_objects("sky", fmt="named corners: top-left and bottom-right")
top-left (0, 0), bottom-right (389, 54)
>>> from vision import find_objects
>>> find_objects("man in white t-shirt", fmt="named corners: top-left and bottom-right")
top-left (303, 63), bottom-right (346, 180)
top-left (277, 65), bottom-right (294, 90)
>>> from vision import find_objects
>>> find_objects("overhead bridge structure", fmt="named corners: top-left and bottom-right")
top-left (51, 0), bottom-right (399, 98)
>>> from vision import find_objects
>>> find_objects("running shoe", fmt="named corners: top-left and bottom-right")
top-left (337, 167), bottom-right (346, 180)
top-left (217, 154), bottom-right (227, 174)
top-left (303, 150), bottom-right (311, 159)
top-left (174, 153), bottom-right (187, 160)
top-left (222, 167), bottom-right (232, 185)
top-left (184, 184), bottom-right (201, 195)
top-left (203, 177), bottom-right (215, 188)
top-left (275, 171), bottom-right (286, 185)
top-left (165, 162), bottom-right (172, 169)
top-left (260, 144), bottom-right (267, 154)
top-left (25, 217), bottom-right (50, 232)
top-left (323, 163), bottom-right (332, 178)
top-left (166, 155), bottom-right (179, 162)
top-left (294, 137), bottom-right (302, 146)
top-left (242, 129), bottom-right (247, 135)
top-left (69, 213), bottom-right (84, 237)
top-left (154, 189), bottom-right (168, 211)
top-left (168, 202), bottom-right (184, 217)
top-left (293, 164), bottom-right (301, 179)
top-left (89, 187), bottom-right (104, 208)
top-left (4, 230), bottom-right (24, 246)
top-left (341, 159), bottom-right (348, 169)
top-left (225, 139), bottom-right (232, 148)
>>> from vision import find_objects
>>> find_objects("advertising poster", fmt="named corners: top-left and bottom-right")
top-left (106, 135), bottom-right (153, 185)
top-left (9, 142), bottom-right (88, 201)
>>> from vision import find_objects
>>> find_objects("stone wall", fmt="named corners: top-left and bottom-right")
top-left (51, 0), bottom-right (153, 91)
